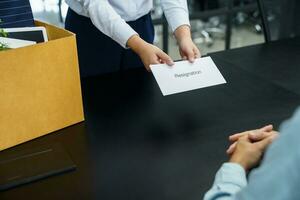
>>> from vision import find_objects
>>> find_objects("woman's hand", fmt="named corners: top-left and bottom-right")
top-left (229, 133), bottom-right (278, 171)
top-left (226, 125), bottom-right (279, 171)
top-left (175, 25), bottom-right (201, 62)
top-left (127, 35), bottom-right (174, 71)
top-left (226, 125), bottom-right (278, 155)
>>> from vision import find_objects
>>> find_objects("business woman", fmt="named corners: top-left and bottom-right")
top-left (65, 0), bottom-right (201, 77)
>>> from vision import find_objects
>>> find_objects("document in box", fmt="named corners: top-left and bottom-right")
top-left (0, 37), bottom-right (36, 49)
top-left (150, 57), bottom-right (227, 96)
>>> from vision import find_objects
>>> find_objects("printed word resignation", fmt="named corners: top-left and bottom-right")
top-left (174, 70), bottom-right (202, 78)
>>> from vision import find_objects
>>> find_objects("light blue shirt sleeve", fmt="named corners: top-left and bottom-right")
top-left (203, 163), bottom-right (247, 200)
top-left (203, 107), bottom-right (300, 200)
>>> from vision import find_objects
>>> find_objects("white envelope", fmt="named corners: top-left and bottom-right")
top-left (150, 57), bottom-right (227, 96)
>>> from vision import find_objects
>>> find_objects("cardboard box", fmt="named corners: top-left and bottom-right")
top-left (0, 21), bottom-right (84, 151)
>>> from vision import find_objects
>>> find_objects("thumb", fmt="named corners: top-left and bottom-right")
top-left (248, 130), bottom-right (266, 141)
top-left (194, 47), bottom-right (201, 58)
top-left (157, 51), bottom-right (174, 66)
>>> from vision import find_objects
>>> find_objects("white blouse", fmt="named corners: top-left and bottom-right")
top-left (65, 0), bottom-right (190, 48)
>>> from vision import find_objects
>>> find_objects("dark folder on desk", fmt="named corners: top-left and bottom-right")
top-left (0, 143), bottom-right (76, 191)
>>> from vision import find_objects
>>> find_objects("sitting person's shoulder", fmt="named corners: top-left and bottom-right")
top-left (280, 107), bottom-right (300, 136)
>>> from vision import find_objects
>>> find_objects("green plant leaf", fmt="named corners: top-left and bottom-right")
top-left (0, 19), bottom-right (9, 51)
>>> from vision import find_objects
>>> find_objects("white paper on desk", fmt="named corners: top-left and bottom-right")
top-left (150, 57), bottom-right (227, 96)
top-left (0, 37), bottom-right (36, 49)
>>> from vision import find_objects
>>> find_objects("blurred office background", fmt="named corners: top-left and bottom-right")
top-left (29, 0), bottom-right (265, 59)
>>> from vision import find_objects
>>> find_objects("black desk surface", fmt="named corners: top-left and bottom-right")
top-left (1, 38), bottom-right (300, 200)
top-left (211, 37), bottom-right (300, 95)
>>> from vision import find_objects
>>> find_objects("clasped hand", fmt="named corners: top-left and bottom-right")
top-left (227, 125), bottom-right (279, 171)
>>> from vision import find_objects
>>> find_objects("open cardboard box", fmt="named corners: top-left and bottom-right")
top-left (0, 21), bottom-right (84, 151)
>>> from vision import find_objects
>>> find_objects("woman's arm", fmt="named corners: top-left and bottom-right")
top-left (161, 0), bottom-right (201, 62)
top-left (80, 0), bottom-right (137, 48)
top-left (78, 0), bottom-right (174, 70)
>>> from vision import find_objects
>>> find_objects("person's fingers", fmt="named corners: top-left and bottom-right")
top-left (248, 130), bottom-right (266, 141)
top-left (256, 134), bottom-right (278, 151)
top-left (229, 125), bottom-right (278, 145)
top-left (154, 59), bottom-right (161, 65)
top-left (267, 131), bottom-right (279, 139)
top-left (158, 58), bottom-right (164, 64)
top-left (193, 46), bottom-right (201, 58)
top-left (239, 134), bottom-right (251, 142)
top-left (157, 51), bottom-right (174, 66)
top-left (272, 131), bottom-right (279, 135)
top-left (179, 49), bottom-right (187, 60)
top-left (145, 64), bottom-right (152, 72)
top-left (230, 129), bottom-right (269, 142)
top-left (229, 132), bottom-right (247, 142)
top-left (226, 142), bottom-right (237, 155)
top-left (230, 126), bottom-right (271, 142)
top-left (146, 59), bottom-right (160, 72)
top-left (248, 129), bottom-right (278, 142)
top-left (260, 124), bottom-right (273, 132)
top-left (186, 49), bottom-right (195, 63)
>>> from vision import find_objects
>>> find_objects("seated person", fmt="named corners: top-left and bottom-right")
top-left (204, 107), bottom-right (300, 200)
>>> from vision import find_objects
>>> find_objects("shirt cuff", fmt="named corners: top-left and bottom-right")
top-left (166, 8), bottom-right (190, 32)
top-left (112, 20), bottom-right (138, 48)
top-left (215, 163), bottom-right (247, 190)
